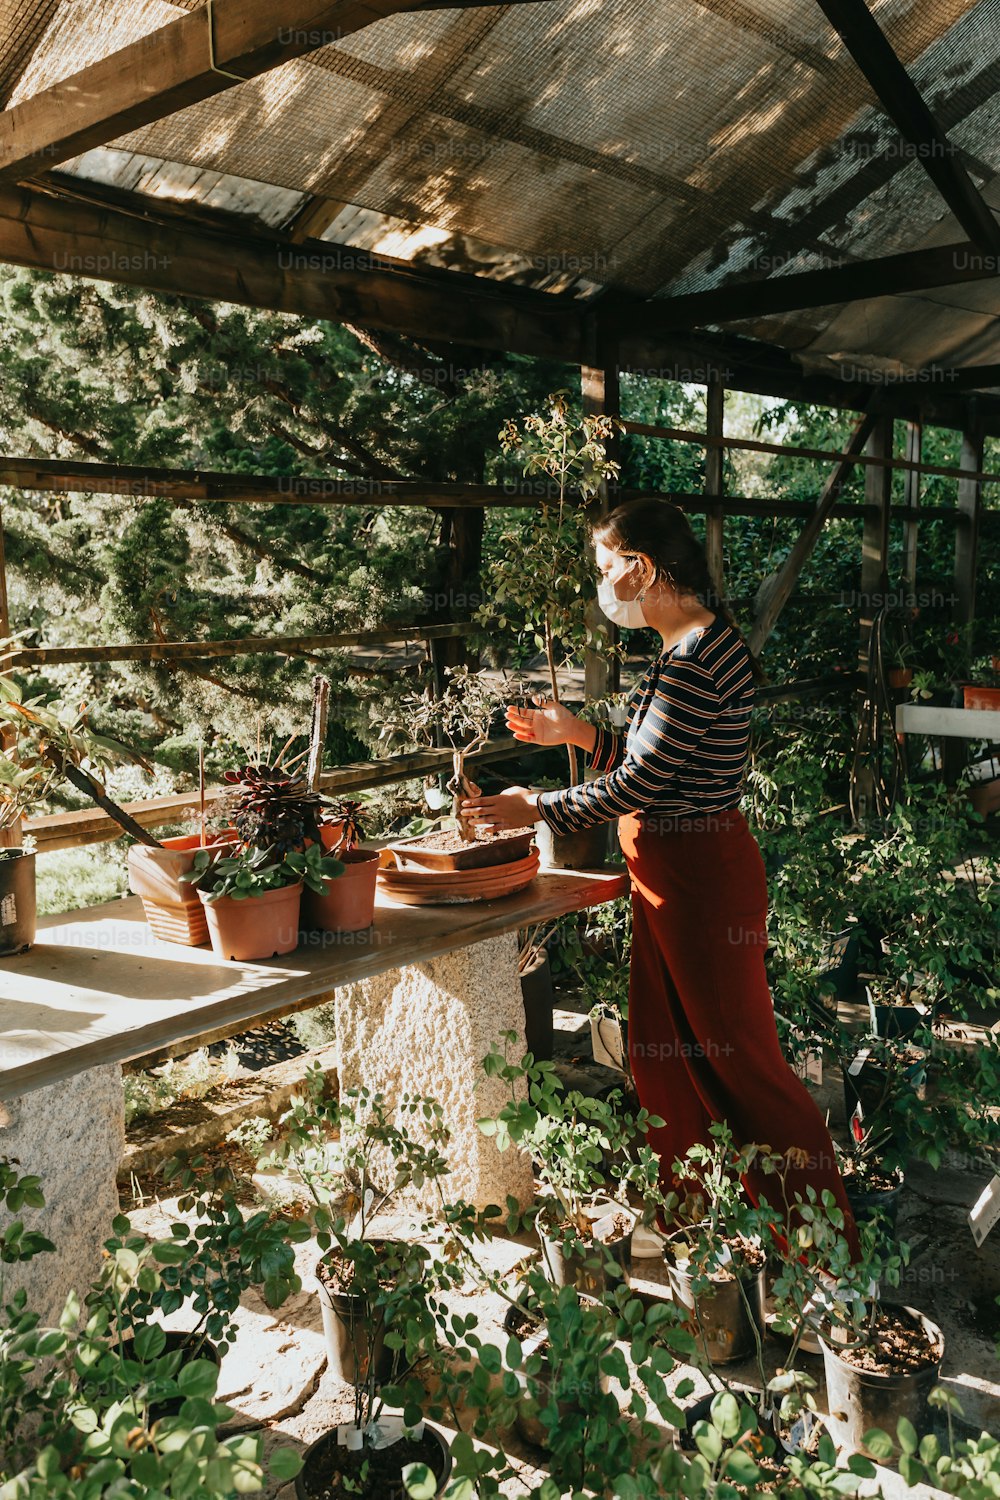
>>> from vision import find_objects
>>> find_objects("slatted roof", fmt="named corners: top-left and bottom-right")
top-left (1, 0), bottom-right (1000, 407)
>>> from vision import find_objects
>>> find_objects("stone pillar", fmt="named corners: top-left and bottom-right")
top-left (0, 1064), bottom-right (124, 1326)
top-left (331, 933), bottom-right (535, 1212)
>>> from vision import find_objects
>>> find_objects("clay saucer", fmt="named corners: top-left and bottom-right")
top-left (377, 848), bottom-right (540, 905)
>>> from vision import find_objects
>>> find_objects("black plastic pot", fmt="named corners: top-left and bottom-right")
top-left (0, 849), bottom-right (36, 957)
top-left (537, 1203), bottom-right (632, 1296)
top-left (842, 1051), bottom-right (926, 1127)
top-left (295, 1420), bottom-right (452, 1500)
top-left (117, 1329), bottom-right (221, 1421)
top-left (818, 928), bottom-right (862, 1003)
top-left (820, 1305), bottom-right (943, 1460)
top-left (520, 946), bottom-right (554, 1062)
top-left (843, 1170), bottom-right (905, 1232)
top-left (316, 1250), bottom-right (402, 1387)
top-left (666, 1254), bottom-right (766, 1366)
top-left (867, 1000), bottom-right (927, 1041)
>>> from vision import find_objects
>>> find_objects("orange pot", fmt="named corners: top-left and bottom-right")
top-left (198, 881), bottom-right (303, 962)
top-left (963, 685), bottom-right (1000, 711)
top-left (888, 668), bottom-right (913, 689)
top-left (128, 831), bottom-right (237, 947)
top-left (303, 849), bottom-right (379, 932)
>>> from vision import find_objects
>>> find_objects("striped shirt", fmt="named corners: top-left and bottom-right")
top-left (537, 617), bottom-right (754, 834)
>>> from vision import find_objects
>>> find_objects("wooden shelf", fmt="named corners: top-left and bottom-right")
top-left (0, 868), bottom-right (628, 1099)
top-left (895, 703), bottom-right (1000, 739)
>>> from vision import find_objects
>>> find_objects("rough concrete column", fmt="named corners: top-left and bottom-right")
top-left (0, 1063), bottom-right (124, 1326)
top-left (331, 933), bottom-right (535, 1212)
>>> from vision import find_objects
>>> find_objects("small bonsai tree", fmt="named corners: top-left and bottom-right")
top-left (383, 665), bottom-right (507, 842)
top-left (481, 391), bottom-right (623, 785)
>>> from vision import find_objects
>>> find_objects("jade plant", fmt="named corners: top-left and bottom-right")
top-left (479, 391), bottom-right (622, 786)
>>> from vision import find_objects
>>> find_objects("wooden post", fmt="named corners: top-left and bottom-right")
top-left (955, 413), bottom-right (983, 628)
top-left (581, 338), bottom-right (621, 703)
top-left (704, 374), bottom-right (725, 595)
top-left (0, 500), bottom-right (18, 851)
top-left (854, 415), bottom-right (893, 820)
top-left (902, 421), bottom-right (921, 604)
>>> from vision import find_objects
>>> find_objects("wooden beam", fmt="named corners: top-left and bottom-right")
top-left (955, 416), bottom-right (984, 627)
top-left (581, 344), bottom-right (621, 703)
top-left (703, 375), bottom-right (725, 594)
top-left (26, 738), bottom-right (542, 853)
top-left (0, 456), bottom-right (557, 508)
top-left (0, 182), bottom-right (583, 363)
top-left (902, 421), bottom-right (921, 603)
top-left (617, 240), bottom-right (998, 336)
top-left (814, 0), bottom-right (1000, 256)
top-left (0, 0), bottom-right (545, 184)
top-left (620, 418), bottom-right (1000, 487)
top-left (747, 411), bottom-right (878, 655)
top-left (0, 497), bottom-right (17, 852)
top-left (3, 622), bottom-right (466, 668)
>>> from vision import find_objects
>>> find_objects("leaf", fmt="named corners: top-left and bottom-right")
top-left (268, 1446), bottom-right (304, 1480)
top-left (176, 1359), bottom-right (219, 1400)
top-left (896, 1415), bottom-right (918, 1455)
top-left (133, 1323), bottom-right (167, 1362)
top-left (723, 1451), bottom-right (761, 1485)
top-left (711, 1391), bottom-right (741, 1440)
top-left (403, 1462), bottom-right (439, 1499)
top-left (694, 1423), bottom-right (723, 1464)
top-left (862, 1428), bottom-right (894, 1462)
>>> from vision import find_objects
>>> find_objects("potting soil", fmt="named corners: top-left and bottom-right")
top-left (403, 827), bottom-right (529, 853)
top-left (836, 1306), bottom-right (942, 1376)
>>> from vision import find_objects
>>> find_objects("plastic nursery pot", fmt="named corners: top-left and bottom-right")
top-left (128, 831), bottom-right (237, 947)
top-left (303, 847), bottom-right (380, 933)
top-left (842, 1167), bottom-right (905, 1232)
top-left (820, 1304), bottom-right (944, 1461)
top-left (116, 1329), bottom-right (221, 1422)
top-left (294, 1420), bottom-right (452, 1500)
top-left (533, 818), bottom-right (610, 871)
top-left (0, 849), bottom-right (36, 957)
top-left (963, 684), bottom-right (1000, 711)
top-left (198, 881), bottom-right (303, 962)
top-left (665, 1242), bottom-right (767, 1366)
top-left (503, 1296), bottom-right (612, 1451)
top-left (536, 1201), bottom-right (632, 1296)
top-left (315, 1245), bottom-right (404, 1388)
top-left (866, 994), bottom-right (929, 1041)
top-left (520, 945), bottom-right (554, 1062)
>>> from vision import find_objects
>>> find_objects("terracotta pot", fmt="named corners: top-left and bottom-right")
top-left (128, 831), bottom-right (237, 947)
top-left (303, 848), bottom-right (379, 932)
top-left (970, 778), bottom-right (1000, 817)
top-left (888, 667), bottom-right (913, 689)
top-left (198, 881), bottom-right (302, 961)
top-left (963, 684), bottom-right (1000, 710)
top-left (385, 828), bottom-right (534, 871)
top-left (377, 847), bottom-right (539, 906)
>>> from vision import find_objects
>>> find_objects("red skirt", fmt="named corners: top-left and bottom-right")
top-left (619, 808), bottom-right (859, 1257)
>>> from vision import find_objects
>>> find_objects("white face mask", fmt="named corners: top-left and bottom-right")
top-left (597, 559), bottom-right (648, 628)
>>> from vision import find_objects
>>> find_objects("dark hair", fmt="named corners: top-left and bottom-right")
top-left (592, 497), bottom-right (767, 684)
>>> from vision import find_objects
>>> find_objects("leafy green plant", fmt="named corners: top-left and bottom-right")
top-left (480, 391), bottom-right (621, 785)
top-left (180, 839), bottom-right (342, 901)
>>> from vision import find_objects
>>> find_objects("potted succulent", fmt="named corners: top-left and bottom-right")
top-left (0, 668), bottom-right (152, 955)
top-left (480, 1032), bottom-right (660, 1294)
top-left (306, 799), bottom-right (380, 933)
top-left (260, 1071), bottom-right (457, 1499)
top-left (182, 840), bottom-right (340, 961)
top-left (479, 393), bottom-right (622, 870)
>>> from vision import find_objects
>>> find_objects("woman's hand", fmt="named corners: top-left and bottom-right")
top-left (460, 786), bottom-right (539, 832)
top-left (506, 697), bottom-right (589, 748)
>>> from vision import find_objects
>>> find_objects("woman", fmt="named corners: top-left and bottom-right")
top-left (462, 497), bottom-right (859, 1255)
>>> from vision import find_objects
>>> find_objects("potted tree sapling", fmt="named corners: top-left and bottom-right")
top-left (378, 666), bottom-right (538, 899)
top-left (0, 666), bottom-right (153, 955)
top-left (478, 392), bottom-right (622, 870)
top-left (258, 1068), bottom-right (458, 1499)
top-left (307, 798), bottom-right (380, 933)
top-left (480, 1030), bottom-right (661, 1294)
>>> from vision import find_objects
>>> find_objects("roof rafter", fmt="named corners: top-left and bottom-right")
top-left (617, 239), bottom-right (999, 336)
top-left (0, 0), bottom-right (547, 184)
top-left (813, 0), bottom-right (1000, 255)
